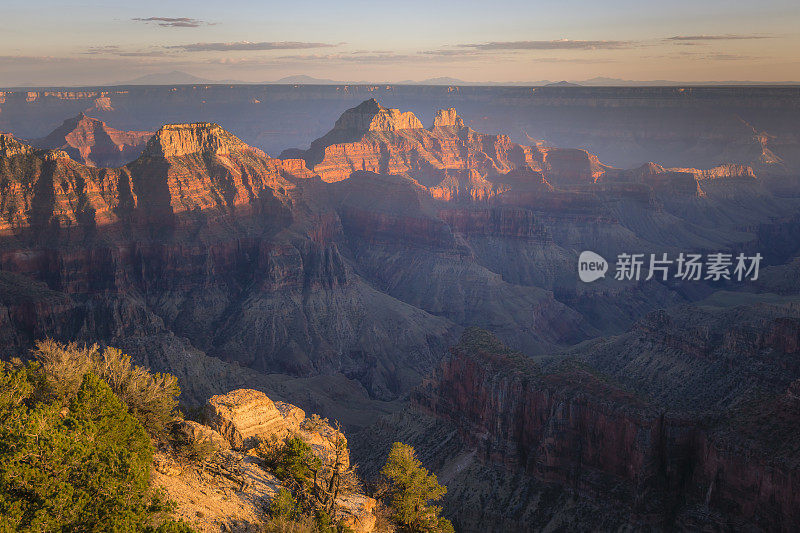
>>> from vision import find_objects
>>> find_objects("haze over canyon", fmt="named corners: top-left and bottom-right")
top-left (1, 86), bottom-right (799, 531)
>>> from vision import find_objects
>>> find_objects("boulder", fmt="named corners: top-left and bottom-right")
top-left (205, 389), bottom-right (291, 450)
top-left (179, 420), bottom-right (230, 451)
top-left (274, 400), bottom-right (306, 428)
top-left (336, 492), bottom-right (378, 533)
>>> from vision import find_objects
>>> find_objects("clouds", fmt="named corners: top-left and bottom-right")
top-left (0, 55), bottom-right (65, 65)
top-left (2, 12), bottom-right (788, 87)
top-left (666, 34), bottom-right (771, 41)
top-left (169, 41), bottom-right (340, 52)
top-left (132, 17), bottom-right (210, 28)
top-left (461, 39), bottom-right (635, 51)
top-left (419, 49), bottom-right (485, 57)
top-left (84, 45), bottom-right (166, 57)
top-left (673, 51), bottom-right (758, 62)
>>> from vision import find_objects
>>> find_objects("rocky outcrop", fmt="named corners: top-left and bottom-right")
top-left (206, 388), bottom-right (351, 465)
top-left (29, 113), bottom-right (152, 167)
top-left (432, 108), bottom-right (464, 129)
top-left (141, 122), bottom-right (250, 159)
top-left (286, 99), bottom-right (536, 184)
top-left (331, 98), bottom-right (423, 133)
top-left (674, 163), bottom-right (757, 181)
top-left (159, 389), bottom-right (376, 532)
top-left (282, 100), bottom-right (780, 211)
top-left (178, 420), bottom-right (230, 451)
top-left (603, 161), bottom-right (759, 198)
top-left (0, 133), bottom-right (130, 237)
top-left (0, 123), bottom-right (310, 240)
top-left (206, 389), bottom-right (291, 450)
top-left (536, 147), bottom-right (607, 186)
top-left (281, 100), bottom-right (651, 194)
top-left (0, 133), bottom-right (35, 158)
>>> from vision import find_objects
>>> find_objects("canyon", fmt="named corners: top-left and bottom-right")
top-left (355, 326), bottom-right (799, 531)
top-left (1, 85), bottom-right (798, 174)
top-left (1, 95), bottom-right (800, 530)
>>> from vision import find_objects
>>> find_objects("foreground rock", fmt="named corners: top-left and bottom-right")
top-left (156, 389), bottom-right (376, 532)
top-left (153, 450), bottom-right (280, 533)
top-left (206, 389), bottom-right (290, 450)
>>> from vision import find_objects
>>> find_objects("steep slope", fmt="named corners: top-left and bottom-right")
top-left (575, 301), bottom-right (800, 412)
top-left (29, 112), bottom-right (152, 167)
top-left (355, 327), bottom-right (800, 532)
top-left (156, 388), bottom-right (378, 532)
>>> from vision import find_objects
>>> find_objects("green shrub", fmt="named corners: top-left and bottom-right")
top-left (264, 491), bottom-right (340, 533)
top-left (380, 442), bottom-right (454, 533)
top-left (311, 508), bottom-right (337, 532)
top-left (259, 435), bottom-right (358, 533)
top-left (269, 488), bottom-right (300, 520)
top-left (262, 437), bottom-right (322, 497)
top-left (33, 339), bottom-right (181, 436)
top-left (0, 366), bottom-right (160, 531)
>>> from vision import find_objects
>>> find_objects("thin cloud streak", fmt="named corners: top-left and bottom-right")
top-left (84, 45), bottom-right (166, 57)
top-left (666, 34), bottom-right (771, 41)
top-left (132, 17), bottom-right (209, 28)
top-left (170, 41), bottom-right (339, 52)
top-left (420, 49), bottom-right (486, 57)
top-left (461, 39), bottom-right (635, 50)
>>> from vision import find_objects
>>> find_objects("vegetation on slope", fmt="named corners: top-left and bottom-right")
top-left (0, 340), bottom-right (453, 533)
top-left (0, 341), bottom-right (193, 532)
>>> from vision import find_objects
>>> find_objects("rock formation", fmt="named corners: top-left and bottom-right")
top-left (29, 112), bottom-right (151, 167)
top-left (331, 98), bottom-right (423, 133)
top-left (142, 122), bottom-right (249, 159)
top-left (156, 388), bottom-right (376, 532)
top-left (432, 108), bottom-right (464, 129)
top-left (206, 389), bottom-right (292, 450)
top-left (356, 327), bottom-right (800, 531)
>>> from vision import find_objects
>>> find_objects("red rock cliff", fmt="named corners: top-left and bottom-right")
top-left (413, 328), bottom-right (800, 531)
top-left (30, 113), bottom-right (152, 167)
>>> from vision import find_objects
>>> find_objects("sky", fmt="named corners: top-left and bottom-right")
top-left (1, 0), bottom-right (799, 86)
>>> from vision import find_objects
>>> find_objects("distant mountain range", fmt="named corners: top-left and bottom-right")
top-left (111, 70), bottom-right (800, 87)
top-left (115, 71), bottom-right (216, 85)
